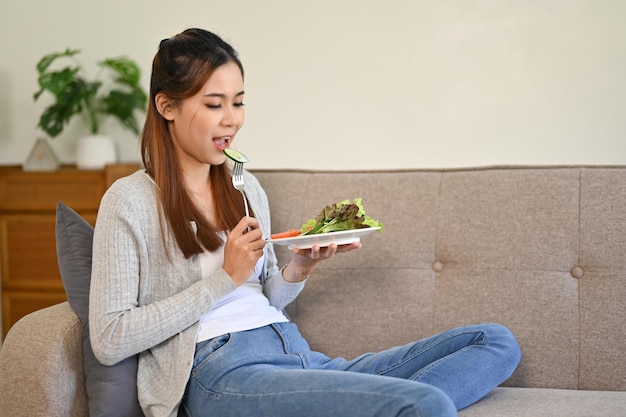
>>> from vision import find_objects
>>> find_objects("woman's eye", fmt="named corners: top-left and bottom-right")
top-left (205, 103), bottom-right (245, 109)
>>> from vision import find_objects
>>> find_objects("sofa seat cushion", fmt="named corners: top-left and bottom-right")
top-left (459, 387), bottom-right (626, 417)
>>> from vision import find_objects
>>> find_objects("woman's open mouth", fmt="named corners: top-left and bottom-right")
top-left (213, 136), bottom-right (232, 150)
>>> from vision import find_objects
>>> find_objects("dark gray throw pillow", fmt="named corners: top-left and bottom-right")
top-left (55, 201), bottom-right (143, 417)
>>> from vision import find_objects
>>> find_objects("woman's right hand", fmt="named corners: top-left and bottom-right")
top-left (222, 217), bottom-right (265, 286)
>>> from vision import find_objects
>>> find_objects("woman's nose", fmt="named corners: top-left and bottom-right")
top-left (221, 105), bottom-right (238, 127)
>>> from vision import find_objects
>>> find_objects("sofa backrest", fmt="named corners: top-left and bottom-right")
top-left (252, 166), bottom-right (626, 391)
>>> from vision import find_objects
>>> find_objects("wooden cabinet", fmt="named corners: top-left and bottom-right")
top-left (0, 164), bottom-right (139, 338)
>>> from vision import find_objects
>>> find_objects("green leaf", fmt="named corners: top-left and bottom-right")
top-left (36, 78), bottom-right (89, 137)
top-left (34, 67), bottom-right (81, 99)
top-left (101, 89), bottom-right (146, 134)
top-left (36, 48), bottom-right (80, 74)
top-left (39, 104), bottom-right (66, 137)
top-left (38, 96), bottom-right (82, 137)
top-left (100, 57), bottom-right (141, 86)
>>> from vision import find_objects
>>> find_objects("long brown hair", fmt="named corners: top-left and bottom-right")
top-left (141, 28), bottom-right (250, 258)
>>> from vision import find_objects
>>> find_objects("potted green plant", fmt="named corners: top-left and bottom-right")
top-left (33, 48), bottom-right (147, 169)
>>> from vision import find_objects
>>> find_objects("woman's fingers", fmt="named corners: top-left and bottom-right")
top-left (294, 241), bottom-right (361, 259)
top-left (223, 217), bottom-right (265, 285)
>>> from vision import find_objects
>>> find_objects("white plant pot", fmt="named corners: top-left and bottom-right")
top-left (76, 135), bottom-right (117, 169)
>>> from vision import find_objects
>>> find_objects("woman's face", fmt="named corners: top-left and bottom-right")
top-left (166, 61), bottom-right (245, 169)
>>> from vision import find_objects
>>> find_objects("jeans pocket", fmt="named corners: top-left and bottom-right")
top-left (193, 333), bottom-right (232, 371)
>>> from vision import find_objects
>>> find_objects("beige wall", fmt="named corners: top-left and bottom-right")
top-left (1, 0), bottom-right (625, 171)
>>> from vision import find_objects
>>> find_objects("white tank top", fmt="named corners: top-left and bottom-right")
top-left (196, 244), bottom-right (288, 343)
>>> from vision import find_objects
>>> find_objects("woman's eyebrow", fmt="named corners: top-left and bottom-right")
top-left (203, 91), bottom-right (245, 98)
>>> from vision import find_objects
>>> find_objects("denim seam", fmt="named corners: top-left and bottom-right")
top-left (270, 323), bottom-right (289, 354)
top-left (195, 385), bottom-right (430, 399)
top-left (377, 329), bottom-right (487, 377)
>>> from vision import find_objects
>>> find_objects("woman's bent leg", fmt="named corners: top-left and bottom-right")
top-left (182, 325), bottom-right (457, 417)
top-left (335, 323), bottom-right (521, 410)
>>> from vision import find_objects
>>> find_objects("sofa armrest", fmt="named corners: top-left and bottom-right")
top-left (0, 302), bottom-right (88, 417)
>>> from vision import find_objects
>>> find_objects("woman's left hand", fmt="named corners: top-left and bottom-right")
top-left (281, 242), bottom-right (361, 283)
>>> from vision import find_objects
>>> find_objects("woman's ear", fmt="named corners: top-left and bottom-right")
top-left (155, 93), bottom-right (175, 121)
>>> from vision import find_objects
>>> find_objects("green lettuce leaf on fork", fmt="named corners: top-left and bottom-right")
top-left (300, 198), bottom-right (384, 235)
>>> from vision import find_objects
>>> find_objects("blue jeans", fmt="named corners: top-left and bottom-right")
top-left (182, 322), bottom-right (521, 417)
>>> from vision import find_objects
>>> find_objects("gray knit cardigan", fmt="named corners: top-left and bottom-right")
top-left (89, 169), bottom-right (306, 417)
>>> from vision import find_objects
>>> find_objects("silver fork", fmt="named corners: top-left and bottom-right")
top-left (231, 161), bottom-right (250, 221)
top-left (232, 160), bottom-right (257, 275)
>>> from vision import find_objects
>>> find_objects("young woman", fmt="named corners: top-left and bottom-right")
top-left (89, 28), bottom-right (521, 417)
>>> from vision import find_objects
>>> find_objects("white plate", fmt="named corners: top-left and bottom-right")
top-left (266, 227), bottom-right (381, 250)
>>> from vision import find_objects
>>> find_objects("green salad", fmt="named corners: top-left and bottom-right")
top-left (300, 198), bottom-right (384, 235)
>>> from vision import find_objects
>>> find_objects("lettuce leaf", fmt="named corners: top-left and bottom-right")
top-left (300, 198), bottom-right (384, 235)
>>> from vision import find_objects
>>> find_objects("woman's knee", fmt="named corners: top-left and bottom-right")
top-left (483, 323), bottom-right (522, 370)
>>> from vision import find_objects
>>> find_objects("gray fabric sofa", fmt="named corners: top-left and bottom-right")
top-left (1, 166), bottom-right (625, 416)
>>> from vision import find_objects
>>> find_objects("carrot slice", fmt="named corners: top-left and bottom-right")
top-left (271, 229), bottom-right (301, 239)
